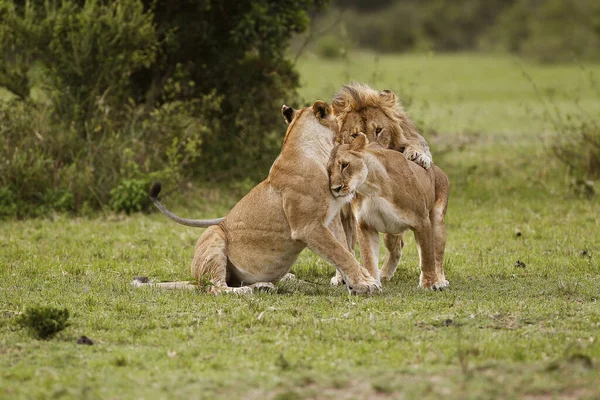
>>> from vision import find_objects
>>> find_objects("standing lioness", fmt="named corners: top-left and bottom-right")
top-left (137, 101), bottom-right (381, 295)
top-left (328, 134), bottom-right (449, 289)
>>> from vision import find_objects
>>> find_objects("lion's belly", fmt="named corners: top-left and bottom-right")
top-left (222, 181), bottom-right (306, 283)
top-left (358, 197), bottom-right (412, 233)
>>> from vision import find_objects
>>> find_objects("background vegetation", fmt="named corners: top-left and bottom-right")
top-left (1, 0), bottom-right (599, 216)
top-left (0, 0), bottom-right (325, 216)
top-left (1, 1), bottom-right (599, 398)
top-left (311, 0), bottom-right (600, 62)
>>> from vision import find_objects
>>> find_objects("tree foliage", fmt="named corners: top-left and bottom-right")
top-left (332, 0), bottom-right (600, 62)
top-left (0, 0), bottom-right (326, 216)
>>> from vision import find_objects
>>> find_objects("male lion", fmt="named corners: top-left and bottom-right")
top-left (328, 134), bottom-right (449, 289)
top-left (134, 101), bottom-right (381, 295)
top-left (332, 82), bottom-right (432, 169)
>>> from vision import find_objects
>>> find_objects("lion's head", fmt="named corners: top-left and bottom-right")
top-left (331, 83), bottom-right (421, 151)
top-left (327, 134), bottom-right (369, 198)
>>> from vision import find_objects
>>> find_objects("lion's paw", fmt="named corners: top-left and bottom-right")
top-left (404, 146), bottom-right (432, 169)
top-left (419, 277), bottom-right (450, 291)
top-left (330, 273), bottom-right (345, 286)
top-left (279, 273), bottom-right (296, 283)
top-left (249, 282), bottom-right (277, 293)
top-left (347, 275), bottom-right (382, 295)
top-left (380, 272), bottom-right (394, 282)
top-left (230, 286), bottom-right (254, 295)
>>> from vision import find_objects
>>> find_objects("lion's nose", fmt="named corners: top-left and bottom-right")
top-left (331, 185), bottom-right (342, 194)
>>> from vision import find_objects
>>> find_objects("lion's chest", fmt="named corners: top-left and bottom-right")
top-left (357, 197), bottom-right (410, 233)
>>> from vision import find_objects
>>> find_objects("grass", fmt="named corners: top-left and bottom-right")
top-left (297, 52), bottom-right (600, 138)
top-left (1, 52), bottom-right (600, 399)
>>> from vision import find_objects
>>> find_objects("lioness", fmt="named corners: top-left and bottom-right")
top-left (328, 134), bottom-right (449, 290)
top-left (135, 101), bottom-right (381, 295)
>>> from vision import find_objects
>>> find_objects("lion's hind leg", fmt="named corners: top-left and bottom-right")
top-left (190, 225), bottom-right (239, 294)
top-left (132, 225), bottom-right (239, 294)
top-left (431, 166), bottom-right (450, 289)
top-left (192, 226), bottom-right (278, 295)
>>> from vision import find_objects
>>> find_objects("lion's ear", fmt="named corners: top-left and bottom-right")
top-left (350, 133), bottom-right (367, 152)
top-left (379, 89), bottom-right (397, 107)
top-left (331, 98), bottom-right (346, 115)
top-left (281, 105), bottom-right (296, 125)
top-left (312, 100), bottom-right (334, 121)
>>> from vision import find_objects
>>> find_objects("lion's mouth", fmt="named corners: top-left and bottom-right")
top-left (331, 185), bottom-right (353, 198)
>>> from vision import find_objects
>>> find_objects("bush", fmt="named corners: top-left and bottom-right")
top-left (342, 3), bottom-right (420, 53)
top-left (552, 119), bottom-right (600, 191)
top-left (315, 35), bottom-right (346, 59)
top-left (130, 0), bottom-right (328, 179)
top-left (0, 0), bottom-right (326, 216)
top-left (0, 93), bottom-right (220, 216)
top-left (326, 0), bottom-right (600, 61)
top-left (0, 0), bottom-right (158, 125)
top-left (16, 306), bottom-right (70, 340)
top-left (109, 178), bottom-right (151, 214)
top-left (489, 0), bottom-right (600, 62)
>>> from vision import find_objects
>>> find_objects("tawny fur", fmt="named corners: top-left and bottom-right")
top-left (328, 134), bottom-right (450, 290)
top-left (331, 83), bottom-right (432, 169)
top-left (136, 102), bottom-right (381, 295)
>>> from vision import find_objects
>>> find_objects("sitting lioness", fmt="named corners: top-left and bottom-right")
top-left (328, 133), bottom-right (450, 290)
top-left (135, 101), bottom-right (381, 295)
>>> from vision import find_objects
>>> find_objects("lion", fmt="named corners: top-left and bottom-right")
top-left (329, 83), bottom-right (436, 286)
top-left (332, 82), bottom-right (432, 169)
top-left (133, 101), bottom-right (381, 295)
top-left (328, 133), bottom-right (449, 290)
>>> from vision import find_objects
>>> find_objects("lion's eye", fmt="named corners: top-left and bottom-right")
top-left (341, 162), bottom-right (349, 170)
top-left (375, 127), bottom-right (382, 135)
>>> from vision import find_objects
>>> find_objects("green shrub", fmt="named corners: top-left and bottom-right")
top-left (109, 179), bottom-right (150, 214)
top-left (489, 0), bottom-right (600, 62)
top-left (0, 186), bottom-right (17, 217)
top-left (0, 93), bottom-right (220, 216)
top-left (0, 0), bottom-right (158, 125)
top-left (16, 306), bottom-right (70, 340)
top-left (325, 0), bottom-right (600, 61)
top-left (552, 119), bottom-right (600, 189)
top-left (0, 0), bottom-right (327, 216)
top-left (315, 35), bottom-right (346, 59)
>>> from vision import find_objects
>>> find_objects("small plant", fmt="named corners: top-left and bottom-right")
top-left (552, 120), bottom-right (600, 184)
top-left (109, 178), bottom-right (150, 214)
top-left (16, 306), bottom-right (70, 340)
top-left (315, 35), bottom-right (345, 59)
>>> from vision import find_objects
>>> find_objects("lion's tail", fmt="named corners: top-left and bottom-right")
top-left (150, 182), bottom-right (224, 228)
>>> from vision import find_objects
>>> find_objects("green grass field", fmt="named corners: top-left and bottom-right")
top-left (1, 53), bottom-right (599, 399)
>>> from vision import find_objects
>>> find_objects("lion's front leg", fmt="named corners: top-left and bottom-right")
top-left (283, 194), bottom-right (380, 295)
top-left (357, 222), bottom-right (381, 282)
top-left (329, 211), bottom-right (354, 287)
top-left (397, 135), bottom-right (433, 169)
top-left (300, 224), bottom-right (380, 295)
top-left (403, 144), bottom-right (432, 169)
top-left (380, 232), bottom-right (405, 281)
top-left (330, 269), bottom-right (345, 286)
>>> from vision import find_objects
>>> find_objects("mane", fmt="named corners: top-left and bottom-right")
top-left (331, 83), bottom-right (421, 142)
